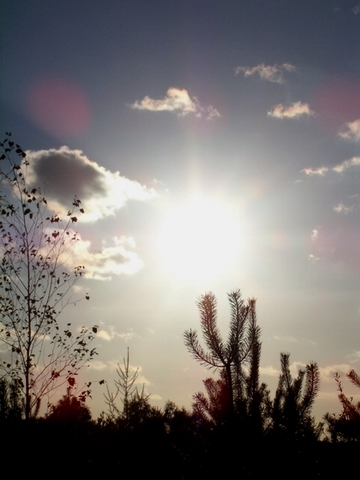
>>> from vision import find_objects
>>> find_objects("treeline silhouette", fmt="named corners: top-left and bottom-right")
top-left (1, 291), bottom-right (359, 479)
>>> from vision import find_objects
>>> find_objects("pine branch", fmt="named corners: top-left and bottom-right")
top-left (347, 369), bottom-right (360, 389)
top-left (183, 329), bottom-right (224, 369)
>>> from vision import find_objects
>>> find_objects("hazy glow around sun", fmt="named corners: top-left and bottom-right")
top-left (156, 195), bottom-right (242, 280)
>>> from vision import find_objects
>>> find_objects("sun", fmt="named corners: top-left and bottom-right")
top-left (156, 195), bottom-right (242, 280)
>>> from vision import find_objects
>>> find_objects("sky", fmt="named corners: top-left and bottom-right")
top-left (1, 0), bottom-right (360, 420)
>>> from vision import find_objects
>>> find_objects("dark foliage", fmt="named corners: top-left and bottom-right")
top-left (324, 369), bottom-right (360, 442)
top-left (0, 378), bottom-right (23, 422)
top-left (46, 387), bottom-right (92, 424)
top-left (266, 352), bottom-right (323, 443)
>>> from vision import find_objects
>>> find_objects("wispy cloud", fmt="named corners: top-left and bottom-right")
top-left (26, 147), bottom-right (158, 222)
top-left (333, 156), bottom-right (360, 173)
top-left (333, 203), bottom-right (354, 214)
top-left (43, 229), bottom-right (144, 280)
top-left (308, 221), bottom-right (360, 268)
top-left (129, 87), bottom-right (221, 120)
top-left (206, 105), bottom-right (222, 120)
top-left (347, 350), bottom-right (360, 363)
top-left (319, 364), bottom-right (353, 383)
top-left (260, 360), bottom-right (313, 378)
top-left (70, 235), bottom-right (144, 280)
top-left (97, 326), bottom-right (135, 342)
top-left (353, 3), bottom-right (360, 14)
top-left (235, 63), bottom-right (296, 83)
top-left (259, 365), bottom-right (280, 377)
top-left (339, 119), bottom-right (360, 141)
top-left (301, 166), bottom-right (329, 176)
top-left (302, 157), bottom-right (360, 177)
top-left (268, 101), bottom-right (314, 119)
top-left (89, 360), bottom-right (151, 388)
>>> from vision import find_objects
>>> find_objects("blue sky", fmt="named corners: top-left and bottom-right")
top-left (1, 0), bottom-right (360, 419)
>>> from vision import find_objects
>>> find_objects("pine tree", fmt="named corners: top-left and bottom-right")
top-left (268, 352), bottom-right (322, 442)
top-left (185, 290), bottom-right (268, 431)
top-left (324, 369), bottom-right (360, 442)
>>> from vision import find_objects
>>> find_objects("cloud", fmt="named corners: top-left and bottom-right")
top-left (261, 360), bottom-right (314, 378)
top-left (87, 360), bottom-right (109, 371)
top-left (26, 147), bottom-right (158, 222)
top-left (353, 3), bottom-right (360, 14)
top-left (308, 253), bottom-right (320, 262)
top-left (333, 156), bottom-right (360, 173)
top-left (302, 158), bottom-right (360, 268)
top-left (235, 63), bottom-right (296, 83)
top-left (339, 119), bottom-right (360, 141)
top-left (268, 101), bottom-right (314, 119)
top-left (301, 166), bottom-right (329, 176)
top-left (302, 157), bottom-right (360, 178)
top-left (347, 350), bottom-right (360, 364)
top-left (129, 87), bottom-right (221, 119)
top-left (150, 393), bottom-right (162, 401)
top-left (70, 235), bottom-right (144, 280)
top-left (333, 203), bottom-right (354, 215)
top-left (309, 222), bottom-right (360, 268)
top-left (259, 365), bottom-right (281, 377)
top-left (97, 326), bottom-right (135, 342)
top-left (88, 360), bottom-right (151, 388)
top-left (206, 105), bottom-right (222, 120)
top-left (319, 364), bottom-right (353, 383)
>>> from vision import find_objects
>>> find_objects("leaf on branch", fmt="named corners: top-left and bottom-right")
top-left (68, 377), bottom-right (76, 387)
top-left (0, 134), bottom-right (95, 420)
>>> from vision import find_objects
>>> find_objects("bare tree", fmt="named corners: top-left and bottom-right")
top-left (103, 348), bottom-right (149, 427)
top-left (0, 133), bottom-right (97, 420)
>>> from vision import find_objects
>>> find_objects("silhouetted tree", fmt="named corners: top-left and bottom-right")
top-left (103, 348), bottom-right (150, 427)
top-left (46, 380), bottom-right (92, 423)
top-left (0, 378), bottom-right (23, 421)
top-left (192, 372), bottom-right (229, 425)
top-left (185, 290), bottom-right (268, 433)
top-left (267, 352), bottom-right (322, 442)
top-left (324, 369), bottom-right (360, 442)
top-left (0, 133), bottom-right (97, 419)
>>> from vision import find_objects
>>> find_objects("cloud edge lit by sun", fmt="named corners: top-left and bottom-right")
top-left (129, 87), bottom-right (221, 120)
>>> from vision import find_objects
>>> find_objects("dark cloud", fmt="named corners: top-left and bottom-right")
top-left (26, 147), bottom-right (158, 222)
top-left (28, 148), bottom-right (106, 203)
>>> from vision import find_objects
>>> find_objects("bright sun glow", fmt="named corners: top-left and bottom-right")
top-left (157, 196), bottom-right (242, 280)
